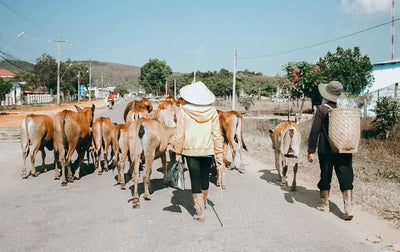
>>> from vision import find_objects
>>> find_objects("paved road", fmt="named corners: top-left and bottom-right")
top-left (0, 99), bottom-right (393, 251)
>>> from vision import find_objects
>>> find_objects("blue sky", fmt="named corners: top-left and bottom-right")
top-left (0, 0), bottom-right (398, 76)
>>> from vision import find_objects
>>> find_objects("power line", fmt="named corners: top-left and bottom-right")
top-left (239, 18), bottom-right (400, 60)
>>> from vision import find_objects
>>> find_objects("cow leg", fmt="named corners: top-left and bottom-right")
top-left (143, 153), bottom-right (155, 200)
top-left (274, 149), bottom-right (282, 180)
top-left (103, 141), bottom-right (110, 172)
top-left (118, 150), bottom-right (127, 190)
top-left (282, 165), bottom-right (288, 186)
top-left (54, 150), bottom-right (61, 180)
top-left (65, 143), bottom-right (77, 184)
top-left (96, 148), bottom-right (102, 175)
top-left (161, 152), bottom-right (167, 177)
top-left (40, 147), bottom-right (47, 173)
top-left (222, 142), bottom-right (231, 169)
top-left (74, 146), bottom-right (86, 180)
top-left (30, 143), bottom-right (40, 177)
top-left (216, 163), bottom-right (226, 189)
top-left (291, 162), bottom-right (298, 191)
top-left (53, 150), bottom-right (60, 179)
top-left (21, 146), bottom-right (29, 179)
top-left (131, 157), bottom-right (141, 208)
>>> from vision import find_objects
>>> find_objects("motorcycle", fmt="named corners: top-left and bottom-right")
top-left (107, 99), bottom-right (114, 109)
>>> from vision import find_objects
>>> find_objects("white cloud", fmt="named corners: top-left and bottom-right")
top-left (341, 0), bottom-right (391, 15)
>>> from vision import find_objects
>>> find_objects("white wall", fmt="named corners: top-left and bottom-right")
top-left (371, 63), bottom-right (400, 92)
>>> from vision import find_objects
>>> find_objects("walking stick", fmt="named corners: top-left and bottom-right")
top-left (218, 164), bottom-right (224, 228)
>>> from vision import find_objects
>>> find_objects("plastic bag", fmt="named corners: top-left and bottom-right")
top-left (164, 161), bottom-right (185, 190)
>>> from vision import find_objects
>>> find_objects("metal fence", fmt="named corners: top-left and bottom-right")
top-left (25, 94), bottom-right (53, 104)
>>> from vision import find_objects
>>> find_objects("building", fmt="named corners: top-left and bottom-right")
top-left (0, 68), bottom-right (16, 79)
top-left (365, 59), bottom-right (400, 117)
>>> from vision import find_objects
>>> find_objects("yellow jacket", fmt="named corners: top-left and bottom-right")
top-left (174, 105), bottom-right (223, 158)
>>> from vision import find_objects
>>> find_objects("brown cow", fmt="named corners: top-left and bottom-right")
top-left (217, 110), bottom-right (248, 173)
top-left (129, 118), bottom-right (176, 208)
top-left (20, 114), bottom-right (55, 178)
top-left (154, 100), bottom-right (178, 128)
top-left (123, 98), bottom-right (153, 122)
top-left (91, 117), bottom-right (115, 175)
top-left (112, 123), bottom-right (131, 189)
top-left (126, 107), bottom-right (150, 123)
top-left (269, 121), bottom-right (301, 191)
top-left (53, 104), bottom-right (95, 185)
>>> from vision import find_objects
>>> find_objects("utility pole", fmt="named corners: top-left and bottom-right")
top-left (53, 34), bottom-right (66, 105)
top-left (101, 72), bottom-right (104, 88)
top-left (392, 0), bottom-right (395, 59)
top-left (232, 49), bottom-right (237, 110)
top-left (174, 78), bottom-right (177, 99)
top-left (165, 80), bottom-right (168, 97)
top-left (89, 61), bottom-right (92, 101)
top-left (77, 71), bottom-right (81, 102)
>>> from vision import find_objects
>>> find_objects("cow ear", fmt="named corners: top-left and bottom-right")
top-left (91, 104), bottom-right (96, 111)
top-left (75, 105), bottom-right (82, 111)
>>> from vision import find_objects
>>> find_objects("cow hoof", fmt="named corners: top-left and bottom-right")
top-left (98, 171), bottom-right (102, 175)
top-left (54, 176), bottom-right (60, 180)
top-left (21, 173), bottom-right (28, 179)
top-left (144, 195), bottom-right (151, 201)
top-left (222, 184), bottom-right (226, 189)
top-left (33, 172), bottom-right (39, 177)
top-left (61, 181), bottom-right (67, 186)
top-left (132, 198), bottom-right (140, 208)
top-left (68, 177), bottom-right (74, 183)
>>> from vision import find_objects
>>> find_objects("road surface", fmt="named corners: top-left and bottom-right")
top-left (0, 98), bottom-right (399, 252)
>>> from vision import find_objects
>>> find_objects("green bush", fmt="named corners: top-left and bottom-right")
top-left (238, 96), bottom-right (254, 111)
top-left (372, 97), bottom-right (400, 139)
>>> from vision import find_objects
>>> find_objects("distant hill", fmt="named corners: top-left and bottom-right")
top-left (0, 60), bottom-right (34, 73)
top-left (83, 61), bottom-right (141, 90)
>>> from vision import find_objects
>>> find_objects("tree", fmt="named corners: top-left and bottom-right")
top-left (139, 58), bottom-right (172, 94)
top-left (284, 61), bottom-right (325, 110)
top-left (373, 97), bottom-right (400, 139)
top-left (0, 78), bottom-right (12, 102)
top-left (33, 54), bottom-right (57, 92)
top-left (317, 46), bottom-right (374, 95)
top-left (115, 84), bottom-right (129, 96)
top-left (61, 60), bottom-right (89, 97)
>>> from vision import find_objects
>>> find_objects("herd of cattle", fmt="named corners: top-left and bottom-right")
top-left (19, 96), bottom-right (301, 208)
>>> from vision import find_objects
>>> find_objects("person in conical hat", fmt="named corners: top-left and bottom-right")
top-left (174, 81), bottom-right (224, 222)
top-left (307, 80), bottom-right (354, 221)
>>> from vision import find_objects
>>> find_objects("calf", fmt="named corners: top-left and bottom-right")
top-left (129, 118), bottom-right (176, 208)
top-left (20, 114), bottom-right (55, 178)
top-left (217, 110), bottom-right (248, 173)
top-left (92, 117), bottom-right (114, 175)
top-left (53, 104), bottom-right (95, 185)
top-left (269, 121), bottom-right (301, 191)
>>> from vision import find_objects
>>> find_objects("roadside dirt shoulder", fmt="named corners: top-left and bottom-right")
top-left (0, 99), bottom-right (106, 128)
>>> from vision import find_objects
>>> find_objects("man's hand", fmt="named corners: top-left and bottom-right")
top-left (176, 154), bottom-right (182, 163)
top-left (307, 153), bottom-right (314, 162)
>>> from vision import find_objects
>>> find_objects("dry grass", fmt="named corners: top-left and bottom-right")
top-left (243, 115), bottom-right (400, 228)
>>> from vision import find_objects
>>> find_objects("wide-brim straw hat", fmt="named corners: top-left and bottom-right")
top-left (318, 80), bottom-right (346, 102)
top-left (179, 81), bottom-right (215, 105)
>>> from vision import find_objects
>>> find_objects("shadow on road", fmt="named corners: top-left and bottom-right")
top-left (127, 178), bottom-right (166, 202)
top-left (163, 189), bottom-right (195, 215)
top-left (258, 168), bottom-right (344, 219)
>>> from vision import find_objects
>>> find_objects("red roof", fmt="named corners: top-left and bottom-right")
top-left (0, 69), bottom-right (16, 78)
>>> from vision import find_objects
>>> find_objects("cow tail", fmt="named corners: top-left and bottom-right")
top-left (22, 117), bottom-right (31, 155)
top-left (60, 114), bottom-right (67, 153)
top-left (237, 115), bottom-right (248, 151)
top-left (138, 123), bottom-right (145, 139)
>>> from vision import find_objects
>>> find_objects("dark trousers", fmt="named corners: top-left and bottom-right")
top-left (317, 152), bottom-right (353, 192)
top-left (185, 156), bottom-right (212, 193)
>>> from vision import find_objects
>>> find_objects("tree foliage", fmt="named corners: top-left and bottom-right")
top-left (33, 54), bottom-right (57, 92)
top-left (373, 97), bottom-right (400, 139)
top-left (317, 46), bottom-right (373, 95)
top-left (115, 84), bottom-right (129, 96)
top-left (0, 78), bottom-right (12, 101)
top-left (139, 58), bottom-right (172, 94)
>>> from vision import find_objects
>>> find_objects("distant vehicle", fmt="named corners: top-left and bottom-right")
top-left (271, 95), bottom-right (288, 102)
top-left (106, 99), bottom-right (114, 109)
